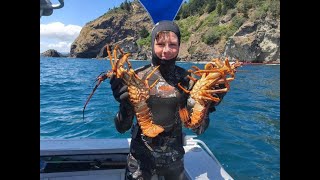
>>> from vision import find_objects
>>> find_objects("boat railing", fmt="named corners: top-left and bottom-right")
top-left (185, 135), bottom-right (224, 168)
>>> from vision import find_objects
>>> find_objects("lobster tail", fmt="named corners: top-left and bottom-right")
top-left (134, 101), bottom-right (164, 137)
top-left (190, 103), bottom-right (209, 127)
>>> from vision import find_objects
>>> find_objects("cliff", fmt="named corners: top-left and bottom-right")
top-left (70, 1), bottom-right (152, 59)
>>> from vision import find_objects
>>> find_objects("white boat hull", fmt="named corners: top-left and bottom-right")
top-left (40, 136), bottom-right (233, 180)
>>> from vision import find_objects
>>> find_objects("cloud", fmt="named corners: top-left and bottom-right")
top-left (40, 22), bottom-right (82, 53)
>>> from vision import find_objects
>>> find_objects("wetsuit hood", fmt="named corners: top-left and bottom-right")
top-left (151, 20), bottom-right (181, 67)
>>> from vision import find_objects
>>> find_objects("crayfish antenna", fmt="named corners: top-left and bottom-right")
top-left (149, 79), bottom-right (159, 90)
top-left (82, 108), bottom-right (86, 121)
top-left (112, 45), bottom-right (120, 74)
top-left (145, 65), bottom-right (160, 89)
top-left (93, 72), bottom-right (105, 84)
top-left (117, 44), bottom-right (125, 55)
top-left (82, 79), bottom-right (103, 120)
top-left (82, 100), bottom-right (89, 121)
top-left (106, 45), bottom-right (114, 70)
top-left (224, 57), bottom-right (231, 70)
top-left (232, 59), bottom-right (242, 69)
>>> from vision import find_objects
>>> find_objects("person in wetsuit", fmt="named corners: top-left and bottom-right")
top-left (110, 20), bottom-right (226, 180)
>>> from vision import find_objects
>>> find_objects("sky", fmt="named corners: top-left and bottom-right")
top-left (40, 0), bottom-right (133, 53)
top-left (40, 0), bottom-right (187, 53)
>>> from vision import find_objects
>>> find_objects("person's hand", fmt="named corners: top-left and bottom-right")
top-left (110, 74), bottom-right (129, 103)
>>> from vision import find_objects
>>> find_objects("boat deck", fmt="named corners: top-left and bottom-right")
top-left (40, 137), bottom-right (233, 180)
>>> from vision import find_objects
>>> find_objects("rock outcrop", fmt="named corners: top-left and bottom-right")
top-left (224, 14), bottom-right (280, 63)
top-left (41, 49), bottom-right (61, 57)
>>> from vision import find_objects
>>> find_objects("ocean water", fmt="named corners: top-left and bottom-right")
top-left (40, 57), bottom-right (280, 180)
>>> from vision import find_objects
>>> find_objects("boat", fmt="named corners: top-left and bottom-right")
top-left (40, 136), bottom-right (233, 180)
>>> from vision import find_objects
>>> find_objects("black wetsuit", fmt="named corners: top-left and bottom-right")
top-left (112, 20), bottom-right (226, 180)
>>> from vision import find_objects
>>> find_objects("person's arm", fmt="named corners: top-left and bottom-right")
top-left (110, 75), bottom-right (134, 133)
top-left (114, 101), bottom-right (134, 133)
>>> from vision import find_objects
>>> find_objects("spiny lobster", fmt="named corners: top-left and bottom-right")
top-left (83, 44), bottom-right (164, 138)
top-left (178, 57), bottom-right (242, 129)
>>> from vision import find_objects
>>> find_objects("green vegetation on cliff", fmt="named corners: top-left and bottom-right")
top-left (138, 0), bottom-right (279, 47)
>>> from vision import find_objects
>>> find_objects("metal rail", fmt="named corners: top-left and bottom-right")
top-left (185, 135), bottom-right (224, 168)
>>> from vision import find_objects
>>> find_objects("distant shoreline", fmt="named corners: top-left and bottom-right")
top-left (241, 62), bottom-right (280, 65)
top-left (40, 56), bottom-right (280, 65)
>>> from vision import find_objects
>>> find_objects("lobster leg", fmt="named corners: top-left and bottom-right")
top-left (177, 83), bottom-right (190, 93)
top-left (220, 75), bottom-right (230, 91)
top-left (197, 93), bottom-right (220, 102)
top-left (201, 88), bottom-right (229, 94)
top-left (186, 75), bottom-right (198, 82)
top-left (204, 62), bottom-right (216, 70)
top-left (194, 69), bottom-right (223, 74)
top-left (216, 77), bottom-right (235, 84)
top-left (192, 65), bottom-right (201, 71)
top-left (189, 66), bottom-right (204, 77)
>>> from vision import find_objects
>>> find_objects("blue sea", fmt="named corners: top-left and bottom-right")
top-left (40, 57), bottom-right (280, 180)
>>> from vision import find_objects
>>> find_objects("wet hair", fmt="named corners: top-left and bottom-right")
top-left (155, 31), bottom-right (178, 44)
top-left (151, 20), bottom-right (181, 66)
